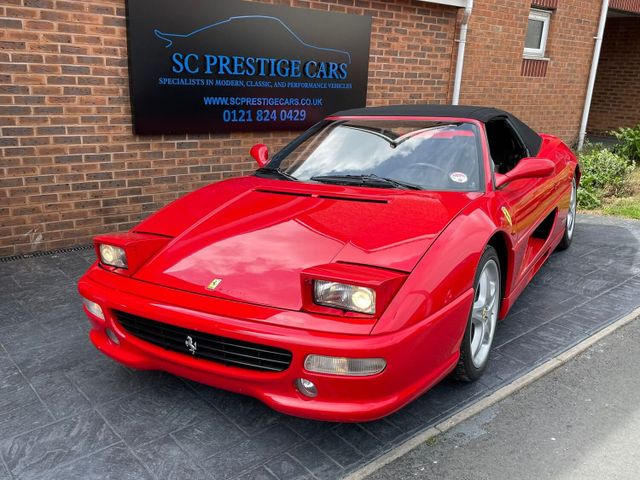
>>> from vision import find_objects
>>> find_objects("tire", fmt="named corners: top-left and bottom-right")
top-left (454, 245), bottom-right (501, 382)
top-left (556, 176), bottom-right (577, 251)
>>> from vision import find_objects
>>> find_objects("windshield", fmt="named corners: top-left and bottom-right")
top-left (263, 119), bottom-right (484, 191)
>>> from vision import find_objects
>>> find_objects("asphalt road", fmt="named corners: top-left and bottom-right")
top-left (366, 316), bottom-right (640, 480)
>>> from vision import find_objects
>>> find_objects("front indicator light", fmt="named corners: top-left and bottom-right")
top-left (99, 244), bottom-right (128, 268)
top-left (304, 355), bottom-right (386, 376)
top-left (313, 280), bottom-right (376, 314)
top-left (82, 298), bottom-right (105, 320)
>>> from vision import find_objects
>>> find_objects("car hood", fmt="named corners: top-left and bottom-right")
top-left (133, 177), bottom-right (481, 311)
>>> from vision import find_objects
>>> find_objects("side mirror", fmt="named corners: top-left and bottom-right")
top-left (250, 143), bottom-right (269, 168)
top-left (495, 158), bottom-right (555, 188)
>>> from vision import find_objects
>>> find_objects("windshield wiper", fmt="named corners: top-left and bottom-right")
top-left (255, 168), bottom-right (298, 182)
top-left (310, 174), bottom-right (423, 190)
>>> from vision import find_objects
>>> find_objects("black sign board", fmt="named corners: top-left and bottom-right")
top-left (125, 0), bottom-right (372, 134)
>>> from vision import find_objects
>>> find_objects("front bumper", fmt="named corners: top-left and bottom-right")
top-left (78, 265), bottom-right (473, 422)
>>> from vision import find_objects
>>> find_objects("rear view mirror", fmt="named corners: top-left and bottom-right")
top-left (250, 143), bottom-right (269, 168)
top-left (495, 158), bottom-right (554, 188)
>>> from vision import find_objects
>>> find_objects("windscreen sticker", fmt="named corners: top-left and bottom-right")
top-left (450, 172), bottom-right (468, 184)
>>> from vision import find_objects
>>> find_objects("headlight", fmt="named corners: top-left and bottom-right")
top-left (99, 244), bottom-right (128, 268)
top-left (313, 280), bottom-right (376, 314)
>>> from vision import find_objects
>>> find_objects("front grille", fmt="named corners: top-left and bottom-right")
top-left (115, 311), bottom-right (292, 372)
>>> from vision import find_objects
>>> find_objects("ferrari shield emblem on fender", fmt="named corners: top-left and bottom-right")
top-left (206, 278), bottom-right (222, 291)
top-left (501, 207), bottom-right (513, 227)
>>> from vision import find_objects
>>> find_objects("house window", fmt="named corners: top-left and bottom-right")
top-left (524, 9), bottom-right (551, 58)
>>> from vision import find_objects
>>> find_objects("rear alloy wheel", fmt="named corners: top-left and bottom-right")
top-left (556, 176), bottom-right (577, 251)
top-left (454, 246), bottom-right (500, 382)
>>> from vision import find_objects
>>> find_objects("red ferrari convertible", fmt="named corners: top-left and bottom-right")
top-left (78, 105), bottom-right (579, 422)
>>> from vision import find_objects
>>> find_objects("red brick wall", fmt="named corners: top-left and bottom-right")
top-left (532, 0), bottom-right (558, 9)
top-left (609, 0), bottom-right (640, 14)
top-left (458, 0), bottom-right (601, 143)
top-left (0, 0), bottom-right (458, 256)
top-left (587, 17), bottom-right (640, 135)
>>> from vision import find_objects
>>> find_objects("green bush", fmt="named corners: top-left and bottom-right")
top-left (577, 145), bottom-right (634, 209)
top-left (611, 124), bottom-right (640, 163)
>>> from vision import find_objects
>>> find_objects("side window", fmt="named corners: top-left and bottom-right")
top-left (524, 9), bottom-right (551, 58)
top-left (485, 118), bottom-right (528, 174)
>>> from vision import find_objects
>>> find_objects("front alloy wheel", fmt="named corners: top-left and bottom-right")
top-left (557, 176), bottom-right (577, 251)
top-left (454, 245), bottom-right (500, 381)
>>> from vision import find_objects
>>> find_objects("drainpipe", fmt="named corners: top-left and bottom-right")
top-left (577, 0), bottom-right (609, 150)
top-left (452, 0), bottom-right (473, 105)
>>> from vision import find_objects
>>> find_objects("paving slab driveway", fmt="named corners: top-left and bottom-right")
top-left (365, 317), bottom-right (640, 480)
top-left (1, 215), bottom-right (639, 480)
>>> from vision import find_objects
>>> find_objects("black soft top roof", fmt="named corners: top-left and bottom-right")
top-left (332, 104), bottom-right (542, 156)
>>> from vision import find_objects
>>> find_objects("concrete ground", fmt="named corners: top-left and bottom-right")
top-left (366, 316), bottom-right (640, 480)
top-left (1, 214), bottom-right (640, 479)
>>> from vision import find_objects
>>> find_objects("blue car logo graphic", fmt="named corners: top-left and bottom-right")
top-left (153, 15), bottom-right (351, 64)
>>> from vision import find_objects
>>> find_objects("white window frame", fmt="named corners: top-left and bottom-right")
top-left (524, 9), bottom-right (551, 59)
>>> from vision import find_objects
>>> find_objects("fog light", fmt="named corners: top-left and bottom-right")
top-left (105, 328), bottom-right (120, 345)
top-left (295, 378), bottom-right (318, 398)
top-left (304, 355), bottom-right (386, 376)
top-left (82, 298), bottom-right (105, 320)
